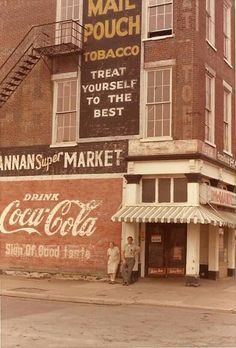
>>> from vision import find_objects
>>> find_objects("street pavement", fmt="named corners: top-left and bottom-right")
top-left (0, 274), bottom-right (236, 312)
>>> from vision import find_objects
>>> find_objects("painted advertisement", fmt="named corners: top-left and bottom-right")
top-left (0, 140), bottom-right (127, 176)
top-left (200, 184), bottom-right (236, 208)
top-left (200, 142), bottom-right (236, 170)
top-left (80, 0), bottom-right (141, 138)
top-left (0, 179), bottom-right (122, 273)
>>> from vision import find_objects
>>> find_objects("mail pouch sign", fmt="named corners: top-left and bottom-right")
top-left (80, 0), bottom-right (141, 138)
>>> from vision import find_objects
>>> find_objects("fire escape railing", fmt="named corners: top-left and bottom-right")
top-left (0, 20), bottom-right (85, 108)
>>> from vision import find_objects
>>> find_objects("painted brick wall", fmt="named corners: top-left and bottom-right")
top-left (0, 178), bottom-right (123, 275)
top-left (0, 0), bottom-right (235, 154)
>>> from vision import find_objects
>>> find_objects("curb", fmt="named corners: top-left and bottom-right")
top-left (1, 290), bottom-right (235, 313)
top-left (1, 290), bottom-right (128, 306)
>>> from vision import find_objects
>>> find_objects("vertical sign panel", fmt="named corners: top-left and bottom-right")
top-left (80, 0), bottom-right (141, 138)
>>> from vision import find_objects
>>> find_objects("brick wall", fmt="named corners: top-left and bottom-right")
top-left (197, 0), bottom-right (235, 154)
top-left (0, 0), bottom-right (56, 146)
top-left (1, 0), bottom-right (235, 154)
top-left (0, 178), bottom-right (123, 275)
top-left (144, 0), bottom-right (235, 157)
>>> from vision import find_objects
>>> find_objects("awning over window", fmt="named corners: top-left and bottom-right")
top-left (111, 205), bottom-right (236, 228)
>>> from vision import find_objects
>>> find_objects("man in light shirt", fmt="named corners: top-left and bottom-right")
top-left (121, 236), bottom-right (140, 286)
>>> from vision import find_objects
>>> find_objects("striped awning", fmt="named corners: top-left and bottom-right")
top-left (112, 205), bottom-right (236, 227)
top-left (218, 210), bottom-right (236, 228)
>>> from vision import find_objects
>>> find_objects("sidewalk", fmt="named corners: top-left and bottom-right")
top-left (1, 274), bottom-right (236, 312)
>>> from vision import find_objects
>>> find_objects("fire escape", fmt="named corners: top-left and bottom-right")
top-left (0, 20), bottom-right (84, 108)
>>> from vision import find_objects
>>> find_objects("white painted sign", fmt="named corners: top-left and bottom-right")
top-left (0, 193), bottom-right (102, 237)
top-left (82, 67), bottom-right (138, 119)
top-left (0, 149), bottom-right (123, 172)
top-left (5, 243), bottom-right (92, 260)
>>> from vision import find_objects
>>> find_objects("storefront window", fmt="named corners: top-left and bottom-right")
top-left (174, 178), bottom-right (187, 202)
top-left (158, 178), bottom-right (171, 202)
top-left (142, 179), bottom-right (156, 202)
top-left (142, 177), bottom-right (187, 203)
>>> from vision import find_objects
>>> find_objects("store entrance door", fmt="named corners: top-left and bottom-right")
top-left (145, 223), bottom-right (187, 277)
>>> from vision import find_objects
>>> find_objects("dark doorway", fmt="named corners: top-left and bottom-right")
top-left (145, 223), bottom-right (187, 277)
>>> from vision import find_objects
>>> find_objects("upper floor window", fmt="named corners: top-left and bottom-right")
top-left (142, 177), bottom-right (187, 203)
top-left (59, 0), bottom-right (80, 20)
top-left (206, 0), bottom-right (215, 46)
top-left (146, 68), bottom-right (172, 138)
top-left (148, 0), bottom-right (173, 38)
top-left (223, 83), bottom-right (232, 153)
top-left (205, 70), bottom-right (215, 144)
top-left (53, 78), bottom-right (77, 144)
top-left (223, 1), bottom-right (231, 63)
top-left (57, 0), bottom-right (81, 44)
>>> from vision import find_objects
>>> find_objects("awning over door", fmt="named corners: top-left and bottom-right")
top-left (217, 210), bottom-right (236, 228)
top-left (112, 205), bottom-right (236, 227)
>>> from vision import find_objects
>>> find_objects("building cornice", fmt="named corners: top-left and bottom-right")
top-left (126, 152), bottom-right (236, 174)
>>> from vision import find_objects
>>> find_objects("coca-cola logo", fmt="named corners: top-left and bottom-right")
top-left (0, 197), bottom-right (102, 237)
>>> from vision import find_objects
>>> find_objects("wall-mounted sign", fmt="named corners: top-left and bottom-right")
top-left (0, 141), bottom-right (127, 176)
top-left (151, 234), bottom-right (162, 243)
top-left (148, 267), bottom-right (166, 275)
top-left (200, 184), bottom-right (236, 208)
top-left (0, 179), bottom-right (122, 271)
top-left (167, 268), bottom-right (185, 275)
top-left (0, 196), bottom-right (101, 237)
top-left (200, 142), bottom-right (236, 170)
top-left (172, 246), bottom-right (183, 261)
top-left (80, 0), bottom-right (141, 138)
top-left (216, 152), bottom-right (236, 169)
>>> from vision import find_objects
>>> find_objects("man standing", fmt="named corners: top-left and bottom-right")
top-left (122, 236), bottom-right (140, 286)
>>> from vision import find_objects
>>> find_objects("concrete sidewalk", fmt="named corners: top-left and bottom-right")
top-left (0, 274), bottom-right (236, 312)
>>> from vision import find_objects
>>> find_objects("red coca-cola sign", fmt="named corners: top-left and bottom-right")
top-left (0, 197), bottom-right (101, 237)
top-left (0, 179), bottom-right (122, 272)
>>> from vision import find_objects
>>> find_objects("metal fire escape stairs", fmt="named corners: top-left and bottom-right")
top-left (0, 20), bottom-right (84, 108)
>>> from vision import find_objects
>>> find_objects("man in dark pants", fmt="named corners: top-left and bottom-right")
top-left (121, 236), bottom-right (140, 286)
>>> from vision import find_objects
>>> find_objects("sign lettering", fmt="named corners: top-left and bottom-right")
top-left (5, 243), bottom-right (92, 260)
top-left (0, 141), bottom-right (127, 176)
top-left (200, 184), bottom-right (236, 208)
top-left (80, 0), bottom-right (141, 138)
top-left (0, 196), bottom-right (102, 237)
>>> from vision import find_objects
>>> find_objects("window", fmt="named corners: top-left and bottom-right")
top-left (59, 0), bottom-right (80, 20)
top-left (223, 1), bottom-right (231, 63)
top-left (53, 79), bottom-right (77, 143)
top-left (205, 71), bottom-right (215, 144)
top-left (174, 178), bottom-right (188, 202)
top-left (148, 0), bottom-right (173, 38)
top-left (142, 177), bottom-right (187, 203)
top-left (142, 179), bottom-right (156, 202)
top-left (223, 84), bottom-right (232, 153)
top-left (158, 178), bottom-right (171, 202)
top-left (206, 0), bottom-right (215, 46)
top-left (146, 68), bottom-right (172, 138)
top-left (57, 0), bottom-right (80, 44)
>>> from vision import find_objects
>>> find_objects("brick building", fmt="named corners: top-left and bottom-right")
top-left (0, 0), bottom-right (235, 281)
